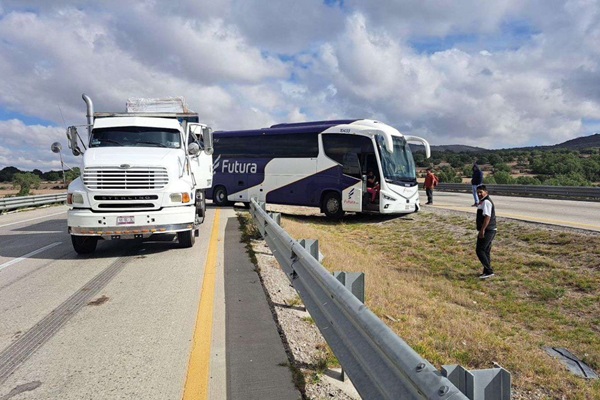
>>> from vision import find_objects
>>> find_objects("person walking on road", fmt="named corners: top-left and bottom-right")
top-left (471, 163), bottom-right (484, 206)
top-left (423, 168), bottom-right (439, 205)
top-left (475, 185), bottom-right (496, 279)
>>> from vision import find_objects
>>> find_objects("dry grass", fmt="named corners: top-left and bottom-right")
top-left (273, 207), bottom-right (600, 400)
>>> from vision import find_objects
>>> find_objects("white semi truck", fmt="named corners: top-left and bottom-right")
top-left (65, 94), bottom-right (213, 254)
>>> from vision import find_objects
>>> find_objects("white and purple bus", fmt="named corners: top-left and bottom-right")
top-left (208, 119), bottom-right (430, 218)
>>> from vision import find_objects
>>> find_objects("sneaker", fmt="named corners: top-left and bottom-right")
top-left (479, 273), bottom-right (495, 279)
top-left (425, 202), bottom-right (432, 204)
top-left (472, 203), bottom-right (478, 207)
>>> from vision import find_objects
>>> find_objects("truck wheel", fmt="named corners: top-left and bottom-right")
top-left (72, 236), bottom-right (98, 254)
top-left (323, 192), bottom-right (345, 219)
top-left (196, 194), bottom-right (206, 224)
top-left (178, 230), bottom-right (195, 248)
top-left (213, 186), bottom-right (229, 206)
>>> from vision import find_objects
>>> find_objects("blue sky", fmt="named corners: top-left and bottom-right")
top-left (1, 0), bottom-right (600, 172)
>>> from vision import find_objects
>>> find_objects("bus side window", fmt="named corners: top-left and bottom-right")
top-left (343, 153), bottom-right (361, 177)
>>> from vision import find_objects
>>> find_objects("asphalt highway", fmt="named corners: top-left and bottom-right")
top-left (423, 190), bottom-right (600, 232)
top-left (0, 205), bottom-right (298, 400)
top-left (0, 193), bottom-right (597, 399)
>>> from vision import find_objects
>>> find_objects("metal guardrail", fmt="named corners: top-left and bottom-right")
top-left (437, 183), bottom-right (600, 201)
top-left (249, 199), bottom-right (470, 400)
top-left (0, 193), bottom-right (67, 212)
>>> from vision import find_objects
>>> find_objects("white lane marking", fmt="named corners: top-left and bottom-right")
top-left (0, 242), bottom-right (62, 272)
top-left (0, 211), bottom-right (67, 229)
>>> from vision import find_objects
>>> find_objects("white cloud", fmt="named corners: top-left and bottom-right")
top-left (1, 0), bottom-right (600, 172)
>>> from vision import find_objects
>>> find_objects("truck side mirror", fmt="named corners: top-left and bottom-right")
top-left (66, 126), bottom-right (82, 156)
top-left (188, 123), bottom-right (214, 155)
top-left (188, 142), bottom-right (200, 155)
top-left (203, 127), bottom-right (214, 155)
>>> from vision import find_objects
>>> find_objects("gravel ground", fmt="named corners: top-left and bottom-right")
top-left (250, 238), bottom-right (359, 400)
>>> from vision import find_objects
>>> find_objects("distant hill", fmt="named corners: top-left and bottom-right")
top-left (552, 133), bottom-right (600, 150)
top-left (431, 144), bottom-right (487, 152)
top-left (410, 133), bottom-right (600, 153)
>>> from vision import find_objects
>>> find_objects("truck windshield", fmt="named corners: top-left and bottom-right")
top-left (377, 135), bottom-right (417, 185)
top-left (90, 127), bottom-right (181, 148)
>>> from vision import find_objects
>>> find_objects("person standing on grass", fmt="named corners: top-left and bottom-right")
top-left (476, 185), bottom-right (496, 279)
top-left (423, 168), bottom-right (439, 205)
top-left (471, 163), bottom-right (484, 206)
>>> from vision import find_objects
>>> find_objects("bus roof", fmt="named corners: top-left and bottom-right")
top-left (214, 119), bottom-right (371, 137)
top-left (269, 119), bottom-right (359, 129)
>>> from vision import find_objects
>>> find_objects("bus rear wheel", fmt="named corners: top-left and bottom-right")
top-left (323, 192), bottom-right (345, 219)
top-left (213, 186), bottom-right (229, 206)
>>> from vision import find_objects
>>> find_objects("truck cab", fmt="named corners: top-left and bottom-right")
top-left (66, 94), bottom-right (213, 254)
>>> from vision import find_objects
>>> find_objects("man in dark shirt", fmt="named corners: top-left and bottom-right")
top-left (471, 164), bottom-right (484, 206)
top-left (475, 185), bottom-right (496, 279)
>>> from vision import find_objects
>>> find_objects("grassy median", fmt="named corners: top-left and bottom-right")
top-left (274, 208), bottom-right (600, 399)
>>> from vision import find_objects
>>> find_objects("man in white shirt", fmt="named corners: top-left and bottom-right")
top-left (476, 185), bottom-right (496, 279)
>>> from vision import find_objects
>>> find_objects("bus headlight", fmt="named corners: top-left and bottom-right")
top-left (382, 194), bottom-right (397, 201)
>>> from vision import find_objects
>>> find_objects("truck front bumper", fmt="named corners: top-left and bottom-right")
top-left (68, 206), bottom-right (195, 239)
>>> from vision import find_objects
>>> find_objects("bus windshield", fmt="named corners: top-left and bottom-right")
top-left (377, 135), bottom-right (417, 184)
top-left (89, 127), bottom-right (181, 149)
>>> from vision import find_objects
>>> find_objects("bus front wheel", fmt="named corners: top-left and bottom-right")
top-left (213, 186), bottom-right (229, 206)
top-left (323, 192), bottom-right (345, 219)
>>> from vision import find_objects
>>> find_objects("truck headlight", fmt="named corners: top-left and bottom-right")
top-left (67, 193), bottom-right (84, 204)
top-left (170, 193), bottom-right (192, 203)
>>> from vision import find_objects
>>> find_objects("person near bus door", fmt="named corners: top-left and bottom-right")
top-left (366, 169), bottom-right (380, 203)
top-left (423, 168), bottom-right (439, 205)
top-left (475, 185), bottom-right (496, 279)
top-left (471, 163), bottom-right (484, 206)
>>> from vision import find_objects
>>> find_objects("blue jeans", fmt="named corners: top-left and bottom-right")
top-left (472, 185), bottom-right (479, 204)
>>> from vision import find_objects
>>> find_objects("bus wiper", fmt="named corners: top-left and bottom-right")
top-left (137, 141), bottom-right (168, 147)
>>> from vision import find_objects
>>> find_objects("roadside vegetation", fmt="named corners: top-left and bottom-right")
top-left (414, 147), bottom-right (600, 186)
top-left (278, 209), bottom-right (600, 399)
top-left (0, 167), bottom-right (80, 197)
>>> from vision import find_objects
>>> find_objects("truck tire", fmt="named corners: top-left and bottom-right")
top-left (178, 230), bottom-right (195, 248)
top-left (196, 192), bottom-right (206, 224)
top-left (213, 186), bottom-right (229, 206)
top-left (72, 236), bottom-right (98, 254)
top-left (322, 192), bottom-right (345, 219)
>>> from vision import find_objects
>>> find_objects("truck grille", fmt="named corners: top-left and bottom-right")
top-left (83, 167), bottom-right (169, 189)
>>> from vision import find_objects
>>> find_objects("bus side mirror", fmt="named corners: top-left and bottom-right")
top-left (66, 126), bottom-right (82, 156)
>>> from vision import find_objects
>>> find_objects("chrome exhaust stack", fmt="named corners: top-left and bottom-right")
top-left (82, 93), bottom-right (94, 136)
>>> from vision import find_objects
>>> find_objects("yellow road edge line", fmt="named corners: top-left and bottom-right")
top-left (183, 209), bottom-right (221, 400)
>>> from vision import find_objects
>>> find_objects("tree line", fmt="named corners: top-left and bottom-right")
top-left (1, 146), bottom-right (599, 197)
top-left (415, 147), bottom-right (600, 186)
top-left (0, 166), bottom-right (81, 196)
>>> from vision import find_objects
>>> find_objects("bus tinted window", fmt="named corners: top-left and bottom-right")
top-left (322, 134), bottom-right (374, 164)
top-left (215, 132), bottom-right (318, 157)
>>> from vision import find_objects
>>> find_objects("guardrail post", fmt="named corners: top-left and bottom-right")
top-left (268, 212), bottom-right (281, 226)
top-left (299, 239), bottom-right (324, 263)
top-left (442, 365), bottom-right (511, 400)
top-left (333, 271), bottom-right (365, 382)
top-left (333, 272), bottom-right (365, 303)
